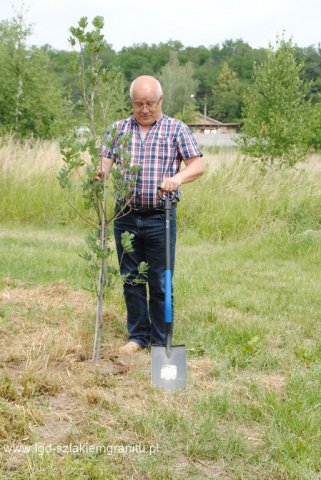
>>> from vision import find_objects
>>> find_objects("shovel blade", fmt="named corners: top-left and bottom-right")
top-left (151, 344), bottom-right (186, 391)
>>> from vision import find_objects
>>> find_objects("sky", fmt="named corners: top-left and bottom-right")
top-left (1, 0), bottom-right (321, 52)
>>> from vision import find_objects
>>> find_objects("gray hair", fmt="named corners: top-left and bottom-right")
top-left (129, 77), bottom-right (163, 99)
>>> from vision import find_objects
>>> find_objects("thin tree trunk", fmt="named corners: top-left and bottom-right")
top-left (15, 76), bottom-right (23, 132)
top-left (92, 177), bottom-right (108, 361)
top-left (92, 248), bottom-right (107, 361)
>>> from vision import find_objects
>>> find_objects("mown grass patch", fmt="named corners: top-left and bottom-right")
top-left (0, 222), bottom-right (321, 479)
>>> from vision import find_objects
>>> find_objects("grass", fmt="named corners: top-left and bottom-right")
top-left (0, 138), bottom-right (321, 478)
top-left (0, 135), bottom-right (88, 227)
top-left (0, 225), bottom-right (86, 286)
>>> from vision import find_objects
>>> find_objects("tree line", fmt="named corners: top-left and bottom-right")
top-left (0, 11), bottom-right (321, 156)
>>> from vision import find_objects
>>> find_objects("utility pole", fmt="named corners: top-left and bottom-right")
top-left (203, 94), bottom-right (208, 117)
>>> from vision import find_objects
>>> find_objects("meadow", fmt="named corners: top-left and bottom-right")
top-left (0, 136), bottom-right (321, 479)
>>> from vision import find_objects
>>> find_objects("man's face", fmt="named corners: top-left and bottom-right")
top-left (132, 92), bottom-right (163, 127)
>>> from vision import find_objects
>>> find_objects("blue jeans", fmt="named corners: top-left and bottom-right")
top-left (114, 209), bottom-right (176, 347)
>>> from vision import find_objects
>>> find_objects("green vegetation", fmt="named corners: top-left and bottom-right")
top-left (0, 144), bottom-right (321, 478)
top-left (1, 9), bottom-right (321, 146)
top-left (0, 136), bottom-right (85, 226)
top-left (58, 17), bottom-right (149, 361)
top-left (3, 139), bottom-right (321, 238)
top-left (0, 225), bottom-right (85, 286)
top-left (0, 12), bottom-right (70, 138)
top-left (240, 37), bottom-right (311, 166)
top-left (211, 62), bottom-right (243, 122)
top-left (159, 51), bottom-right (199, 122)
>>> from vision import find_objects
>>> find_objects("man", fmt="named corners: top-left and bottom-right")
top-left (100, 75), bottom-right (203, 354)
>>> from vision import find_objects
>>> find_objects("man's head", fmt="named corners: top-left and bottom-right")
top-left (130, 75), bottom-right (163, 127)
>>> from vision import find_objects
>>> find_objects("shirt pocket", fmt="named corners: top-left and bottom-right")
top-left (156, 136), bottom-right (175, 165)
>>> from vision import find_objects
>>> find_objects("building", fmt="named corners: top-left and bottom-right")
top-left (188, 114), bottom-right (240, 134)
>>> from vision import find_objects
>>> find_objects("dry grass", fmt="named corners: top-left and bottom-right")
top-left (200, 147), bottom-right (241, 175)
top-left (0, 134), bottom-right (94, 181)
top-left (1, 135), bottom-right (320, 180)
top-left (0, 135), bottom-right (62, 179)
top-left (0, 282), bottom-right (94, 365)
top-left (0, 280), bottom-right (280, 478)
top-left (201, 146), bottom-right (321, 176)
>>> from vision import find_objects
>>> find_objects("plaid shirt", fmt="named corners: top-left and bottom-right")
top-left (101, 114), bottom-right (202, 209)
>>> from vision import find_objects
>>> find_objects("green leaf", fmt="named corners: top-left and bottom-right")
top-left (79, 252), bottom-right (92, 262)
top-left (92, 16), bottom-right (104, 29)
top-left (68, 37), bottom-right (76, 47)
top-left (138, 261), bottom-right (149, 276)
top-left (78, 17), bottom-right (88, 29)
top-left (121, 231), bottom-right (135, 253)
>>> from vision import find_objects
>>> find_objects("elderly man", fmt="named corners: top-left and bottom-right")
top-left (100, 75), bottom-right (203, 354)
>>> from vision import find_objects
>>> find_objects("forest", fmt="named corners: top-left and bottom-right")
top-left (0, 11), bottom-right (321, 150)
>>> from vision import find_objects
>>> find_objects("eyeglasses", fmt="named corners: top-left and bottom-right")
top-left (132, 97), bottom-right (162, 111)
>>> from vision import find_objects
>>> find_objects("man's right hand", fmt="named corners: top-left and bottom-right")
top-left (160, 176), bottom-right (182, 192)
top-left (95, 157), bottom-right (114, 181)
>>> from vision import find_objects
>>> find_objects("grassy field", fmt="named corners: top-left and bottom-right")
top-left (0, 137), bottom-right (321, 479)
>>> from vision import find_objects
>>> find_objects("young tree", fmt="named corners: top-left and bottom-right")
top-left (69, 18), bottom-right (128, 135)
top-left (240, 36), bottom-right (311, 167)
top-left (159, 51), bottom-right (198, 121)
top-left (96, 66), bottom-right (128, 128)
top-left (59, 17), bottom-right (147, 361)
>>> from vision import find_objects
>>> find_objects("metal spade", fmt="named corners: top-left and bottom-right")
top-left (151, 192), bottom-right (186, 391)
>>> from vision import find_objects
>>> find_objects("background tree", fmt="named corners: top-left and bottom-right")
top-left (0, 12), bottom-right (68, 138)
top-left (240, 36), bottom-right (312, 167)
top-left (306, 96), bottom-right (321, 151)
top-left (0, 13), bottom-right (29, 134)
top-left (95, 67), bottom-right (128, 129)
top-left (17, 46), bottom-right (70, 137)
top-left (117, 40), bottom-right (183, 83)
top-left (220, 39), bottom-right (266, 83)
top-left (296, 45), bottom-right (321, 103)
top-left (210, 62), bottom-right (242, 121)
top-left (1, 7), bottom-right (321, 145)
top-left (159, 51), bottom-right (198, 121)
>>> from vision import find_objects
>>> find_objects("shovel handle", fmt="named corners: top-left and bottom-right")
top-left (157, 188), bottom-right (174, 329)
top-left (157, 186), bottom-right (176, 203)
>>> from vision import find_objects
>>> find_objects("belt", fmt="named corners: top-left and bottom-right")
top-left (116, 204), bottom-right (177, 215)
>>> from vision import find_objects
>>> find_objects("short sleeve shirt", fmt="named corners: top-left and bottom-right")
top-left (101, 113), bottom-right (202, 208)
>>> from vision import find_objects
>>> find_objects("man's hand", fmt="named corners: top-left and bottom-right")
top-left (94, 168), bottom-right (108, 181)
top-left (95, 156), bottom-right (114, 181)
top-left (160, 176), bottom-right (182, 192)
top-left (160, 156), bottom-right (204, 192)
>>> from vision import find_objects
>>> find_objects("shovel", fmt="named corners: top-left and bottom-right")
top-left (151, 190), bottom-right (186, 391)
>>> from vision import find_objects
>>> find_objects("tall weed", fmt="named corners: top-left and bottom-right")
top-left (1, 137), bottom-right (321, 238)
top-left (178, 154), bottom-right (321, 240)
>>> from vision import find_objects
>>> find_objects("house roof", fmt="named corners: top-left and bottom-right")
top-left (188, 113), bottom-right (240, 128)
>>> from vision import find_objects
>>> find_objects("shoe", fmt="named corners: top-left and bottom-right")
top-left (119, 342), bottom-right (142, 354)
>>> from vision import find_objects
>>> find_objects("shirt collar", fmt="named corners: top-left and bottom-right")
top-left (131, 113), bottom-right (164, 128)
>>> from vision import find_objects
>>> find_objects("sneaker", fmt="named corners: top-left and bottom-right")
top-left (119, 341), bottom-right (142, 354)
